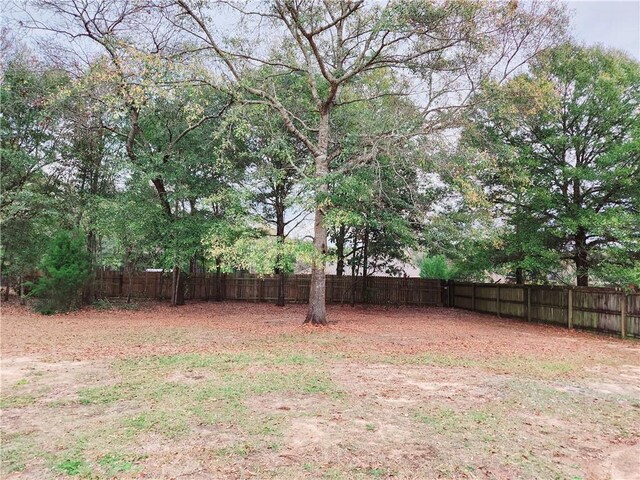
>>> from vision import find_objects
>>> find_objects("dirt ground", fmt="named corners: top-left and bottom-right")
top-left (1, 300), bottom-right (639, 479)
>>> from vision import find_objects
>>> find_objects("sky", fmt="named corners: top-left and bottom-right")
top-left (568, 0), bottom-right (640, 59)
top-left (3, 1), bottom-right (639, 59)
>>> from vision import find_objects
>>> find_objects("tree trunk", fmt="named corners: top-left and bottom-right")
top-left (575, 228), bottom-right (589, 287)
top-left (351, 243), bottom-right (358, 307)
top-left (203, 258), bottom-right (210, 301)
top-left (275, 269), bottom-right (286, 306)
top-left (171, 266), bottom-right (185, 306)
top-left (305, 202), bottom-right (328, 324)
top-left (126, 266), bottom-right (133, 304)
top-left (336, 225), bottom-right (346, 277)
top-left (177, 272), bottom-right (185, 305)
top-left (19, 276), bottom-right (25, 305)
top-left (158, 270), bottom-right (165, 300)
top-left (275, 199), bottom-right (286, 307)
top-left (4, 275), bottom-right (11, 302)
top-left (515, 267), bottom-right (524, 285)
top-left (361, 227), bottom-right (369, 303)
top-left (304, 112), bottom-right (331, 325)
top-left (275, 263), bottom-right (286, 307)
top-left (0, 258), bottom-right (6, 302)
top-left (84, 230), bottom-right (97, 304)
top-left (215, 258), bottom-right (222, 301)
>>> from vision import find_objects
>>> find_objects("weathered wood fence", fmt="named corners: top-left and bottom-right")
top-left (450, 282), bottom-right (640, 338)
top-left (95, 270), bottom-right (445, 306)
top-left (94, 270), bottom-right (639, 338)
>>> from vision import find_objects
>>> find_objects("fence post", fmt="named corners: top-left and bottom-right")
top-left (259, 278), bottom-right (264, 303)
top-left (222, 273), bottom-right (227, 301)
top-left (448, 280), bottom-right (454, 307)
top-left (526, 286), bottom-right (531, 321)
top-left (472, 283), bottom-right (476, 311)
top-left (152, 272), bottom-right (157, 298)
top-left (620, 293), bottom-right (627, 339)
top-left (496, 285), bottom-right (501, 317)
top-left (567, 288), bottom-right (573, 330)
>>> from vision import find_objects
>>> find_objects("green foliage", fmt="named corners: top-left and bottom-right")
top-left (445, 44), bottom-right (640, 286)
top-left (0, 9), bottom-right (605, 300)
top-left (92, 188), bottom-right (167, 270)
top-left (98, 453), bottom-right (137, 475)
top-left (326, 152), bottom-right (424, 277)
top-left (419, 255), bottom-right (455, 280)
top-left (1, 54), bottom-right (72, 290)
top-left (204, 223), bottom-right (315, 275)
top-left (0, 214), bottom-right (56, 288)
top-left (0, 56), bottom-right (68, 220)
top-left (54, 457), bottom-right (90, 476)
top-left (92, 298), bottom-right (113, 311)
top-left (321, 71), bottom-right (430, 278)
top-left (30, 231), bottom-right (90, 314)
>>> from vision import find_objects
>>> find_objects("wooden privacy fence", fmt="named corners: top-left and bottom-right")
top-left (450, 282), bottom-right (640, 338)
top-left (93, 270), bottom-right (639, 338)
top-left (95, 270), bottom-right (445, 307)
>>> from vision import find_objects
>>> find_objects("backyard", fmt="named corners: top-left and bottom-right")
top-left (1, 301), bottom-right (638, 479)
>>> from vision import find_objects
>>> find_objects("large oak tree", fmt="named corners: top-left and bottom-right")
top-left (458, 45), bottom-right (640, 286)
top-left (170, 0), bottom-right (565, 323)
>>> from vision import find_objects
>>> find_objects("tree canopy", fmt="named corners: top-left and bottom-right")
top-left (2, 1), bottom-right (638, 317)
top-left (446, 45), bottom-right (640, 286)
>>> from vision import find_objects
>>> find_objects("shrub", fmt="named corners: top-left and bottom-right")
top-left (92, 298), bottom-right (113, 311)
top-left (419, 255), bottom-right (455, 280)
top-left (30, 231), bottom-right (90, 314)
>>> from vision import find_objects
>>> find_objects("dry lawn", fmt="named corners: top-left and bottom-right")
top-left (1, 300), bottom-right (639, 479)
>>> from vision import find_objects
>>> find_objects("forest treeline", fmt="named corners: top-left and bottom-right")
top-left (1, 1), bottom-right (638, 320)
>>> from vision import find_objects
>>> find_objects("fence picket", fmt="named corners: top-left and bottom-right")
top-left (95, 271), bottom-right (444, 307)
top-left (451, 281), bottom-right (638, 338)
top-left (91, 271), bottom-right (638, 337)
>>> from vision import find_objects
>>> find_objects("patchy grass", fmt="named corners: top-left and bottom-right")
top-left (0, 432), bottom-right (36, 474)
top-left (98, 453), bottom-right (141, 476)
top-left (0, 394), bottom-right (38, 409)
top-left (121, 411), bottom-right (190, 438)
top-left (1, 302), bottom-right (639, 479)
top-left (357, 351), bottom-right (577, 379)
top-left (54, 457), bottom-right (91, 476)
